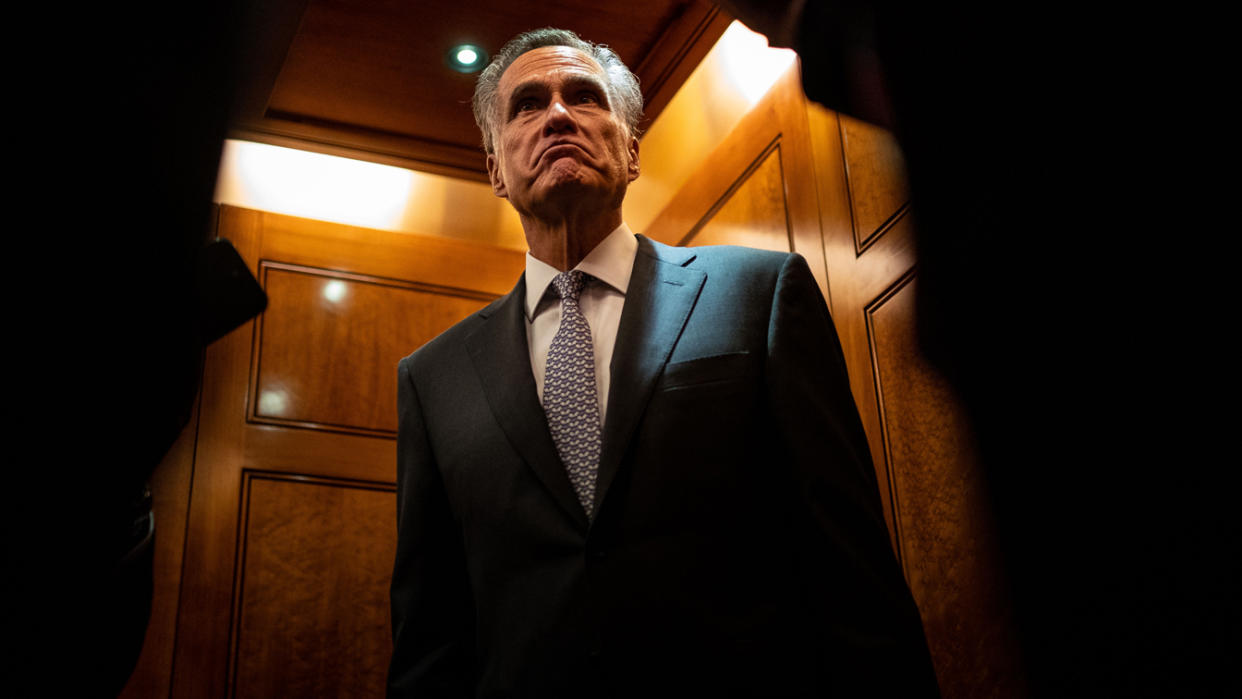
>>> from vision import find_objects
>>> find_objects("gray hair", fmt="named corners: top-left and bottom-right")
top-left (472, 27), bottom-right (643, 154)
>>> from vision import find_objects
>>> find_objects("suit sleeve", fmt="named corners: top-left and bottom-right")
top-left (765, 254), bottom-right (941, 696)
top-left (388, 356), bottom-right (475, 698)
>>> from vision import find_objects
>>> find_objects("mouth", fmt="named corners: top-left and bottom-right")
top-left (539, 142), bottom-right (589, 164)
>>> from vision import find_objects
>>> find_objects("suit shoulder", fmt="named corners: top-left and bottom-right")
top-left (686, 246), bottom-right (799, 296)
top-left (638, 234), bottom-right (792, 278)
top-left (689, 243), bottom-right (792, 272)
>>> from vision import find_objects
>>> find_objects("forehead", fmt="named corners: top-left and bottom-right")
top-left (498, 45), bottom-right (608, 95)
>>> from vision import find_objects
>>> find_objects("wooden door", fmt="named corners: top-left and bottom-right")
top-left (168, 206), bottom-right (524, 698)
top-left (643, 63), bottom-right (1022, 697)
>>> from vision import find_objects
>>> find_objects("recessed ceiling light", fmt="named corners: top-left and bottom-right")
top-left (447, 44), bottom-right (487, 73)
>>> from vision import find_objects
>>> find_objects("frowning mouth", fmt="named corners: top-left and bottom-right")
top-left (539, 143), bottom-right (589, 163)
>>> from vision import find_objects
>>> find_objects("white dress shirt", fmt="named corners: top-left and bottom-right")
top-left (524, 223), bottom-right (637, 427)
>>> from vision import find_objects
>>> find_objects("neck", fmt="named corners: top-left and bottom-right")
top-left (522, 208), bottom-right (622, 271)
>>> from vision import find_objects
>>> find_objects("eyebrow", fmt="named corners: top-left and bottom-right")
top-left (506, 74), bottom-right (611, 114)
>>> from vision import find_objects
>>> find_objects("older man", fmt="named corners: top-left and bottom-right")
top-left (388, 28), bottom-right (938, 698)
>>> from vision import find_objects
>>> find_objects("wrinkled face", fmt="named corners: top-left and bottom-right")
top-left (486, 46), bottom-right (640, 218)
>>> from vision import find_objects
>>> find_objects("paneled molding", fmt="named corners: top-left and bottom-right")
top-left (865, 276), bottom-right (1023, 698)
top-left (230, 470), bottom-right (397, 697)
top-left (864, 267), bottom-right (920, 560)
top-left (680, 137), bottom-right (786, 248)
top-left (643, 65), bottom-right (828, 295)
top-left (839, 114), bottom-right (912, 254)
top-left (248, 261), bottom-right (495, 437)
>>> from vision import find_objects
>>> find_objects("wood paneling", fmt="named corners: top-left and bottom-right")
top-left (169, 206), bottom-right (524, 698)
top-left (840, 114), bottom-right (911, 250)
top-left (252, 263), bottom-right (491, 435)
top-left (808, 106), bottom-right (916, 542)
top-left (234, 0), bottom-right (730, 180)
top-left (870, 277), bottom-right (1023, 698)
top-left (173, 209), bottom-right (265, 699)
top-left (631, 5), bottom-right (735, 133)
top-left (643, 65), bottom-right (828, 295)
top-left (808, 102), bottom-right (1024, 696)
top-left (682, 143), bottom-right (791, 252)
top-left (252, 211), bottom-right (522, 297)
top-left (233, 473), bottom-right (396, 698)
top-left (645, 64), bottom-right (1023, 696)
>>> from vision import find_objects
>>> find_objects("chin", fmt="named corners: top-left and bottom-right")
top-left (543, 159), bottom-right (592, 184)
top-left (538, 173), bottom-right (598, 199)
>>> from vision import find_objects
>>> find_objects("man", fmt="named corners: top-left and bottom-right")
top-left (389, 28), bottom-right (938, 698)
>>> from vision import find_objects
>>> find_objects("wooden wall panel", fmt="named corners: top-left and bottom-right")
top-left (682, 145), bottom-right (791, 252)
top-left (252, 263), bottom-right (491, 435)
top-left (643, 66), bottom-right (828, 296)
top-left (174, 210), bottom-right (266, 699)
top-left (170, 206), bottom-right (525, 699)
top-left (808, 100), bottom-right (1025, 695)
top-left (809, 104), bottom-right (916, 542)
top-left (254, 209), bottom-right (523, 298)
top-left (870, 277), bottom-right (1023, 698)
top-left (840, 114), bottom-right (911, 251)
top-left (233, 473), bottom-right (396, 698)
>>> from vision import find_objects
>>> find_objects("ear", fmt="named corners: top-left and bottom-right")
top-left (626, 136), bottom-right (640, 182)
top-left (486, 153), bottom-right (508, 198)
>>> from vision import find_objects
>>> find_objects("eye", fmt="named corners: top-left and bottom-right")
top-left (576, 92), bottom-right (600, 105)
top-left (515, 98), bottom-right (538, 113)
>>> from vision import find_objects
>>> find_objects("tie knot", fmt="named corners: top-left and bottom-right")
top-left (551, 270), bottom-right (587, 302)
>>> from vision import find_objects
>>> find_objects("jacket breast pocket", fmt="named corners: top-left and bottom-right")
top-left (658, 351), bottom-right (754, 392)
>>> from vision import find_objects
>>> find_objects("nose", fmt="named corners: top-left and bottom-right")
top-left (543, 97), bottom-right (577, 134)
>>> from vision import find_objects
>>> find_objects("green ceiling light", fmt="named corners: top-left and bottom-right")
top-left (447, 44), bottom-right (487, 73)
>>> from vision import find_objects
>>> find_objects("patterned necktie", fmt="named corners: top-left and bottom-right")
top-left (543, 270), bottom-right (602, 516)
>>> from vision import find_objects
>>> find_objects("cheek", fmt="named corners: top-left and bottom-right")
top-left (601, 127), bottom-right (626, 156)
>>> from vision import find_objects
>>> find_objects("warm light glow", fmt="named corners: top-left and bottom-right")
top-left (624, 21), bottom-right (798, 232)
top-left (322, 280), bottom-right (348, 304)
top-left (456, 48), bottom-right (478, 65)
top-left (214, 24), bottom-right (797, 249)
top-left (716, 21), bottom-right (797, 106)
top-left (258, 389), bottom-right (289, 417)
top-left (215, 141), bottom-right (414, 230)
top-left (214, 139), bottom-right (527, 250)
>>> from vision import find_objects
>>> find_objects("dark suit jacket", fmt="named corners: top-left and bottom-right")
top-left (388, 235), bottom-right (938, 698)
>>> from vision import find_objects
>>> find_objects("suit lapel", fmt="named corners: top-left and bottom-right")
top-left (465, 276), bottom-right (590, 528)
top-left (594, 236), bottom-right (705, 519)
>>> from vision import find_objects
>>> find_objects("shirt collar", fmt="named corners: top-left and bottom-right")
top-left (524, 222), bottom-right (637, 321)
